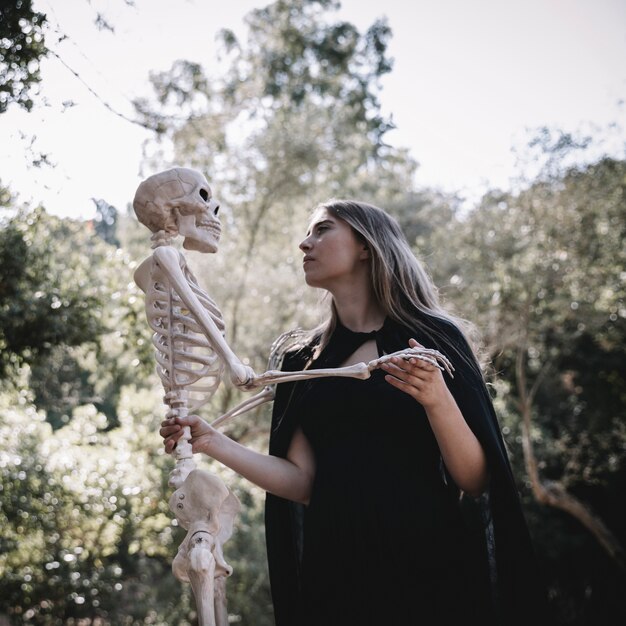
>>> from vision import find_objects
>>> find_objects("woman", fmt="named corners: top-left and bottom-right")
top-left (161, 200), bottom-right (546, 625)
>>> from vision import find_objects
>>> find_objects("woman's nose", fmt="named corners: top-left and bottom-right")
top-left (299, 237), bottom-right (311, 252)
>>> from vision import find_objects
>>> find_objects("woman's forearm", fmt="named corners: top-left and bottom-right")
top-left (198, 430), bottom-right (314, 504)
top-left (426, 394), bottom-right (489, 497)
top-left (382, 352), bottom-right (489, 496)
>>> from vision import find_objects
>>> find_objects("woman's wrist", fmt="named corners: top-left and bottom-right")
top-left (195, 425), bottom-right (219, 456)
top-left (422, 385), bottom-right (455, 415)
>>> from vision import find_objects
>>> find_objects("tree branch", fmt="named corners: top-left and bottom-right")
top-left (516, 342), bottom-right (624, 568)
top-left (49, 50), bottom-right (159, 131)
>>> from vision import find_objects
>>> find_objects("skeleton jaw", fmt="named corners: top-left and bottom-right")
top-left (179, 212), bottom-right (221, 253)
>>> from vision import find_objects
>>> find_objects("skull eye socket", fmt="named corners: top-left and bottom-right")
top-left (199, 188), bottom-right (209, 202)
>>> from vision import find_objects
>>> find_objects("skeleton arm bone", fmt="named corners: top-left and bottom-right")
top-left (210, 387), bottom-right (275, 429)
top-left (210, 366), bottom-right (371, 429)
top-left (240, 347), bottom-right (453, 391)
top-left (133, 256), bottom-right (153, 293)
top-left (210, 348), bottom-right (453, 427)
top-left (151, 246), bottom-right (254, 387)
top-left (243, 362), bottom-right (370, 389)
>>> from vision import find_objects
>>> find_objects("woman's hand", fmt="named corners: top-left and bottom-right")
top-left (381, 338), bottom-right (453, 410)
top-left (159, 412), bottom-right (215, 455)
top-left (162, 413), bottom-right (315, 504)
top-left (383, 339), bottom-right (489, 495)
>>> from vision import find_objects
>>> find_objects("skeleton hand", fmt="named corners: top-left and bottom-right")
top-left (380, 339), bottom-right (453, 410)
top-left (161, 413), bottom-right (216, 455)
top-left (369, 341), bottom-right (454, 377)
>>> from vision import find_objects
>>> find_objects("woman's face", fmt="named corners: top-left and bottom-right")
top-left (299, 208), bottom-right (369, 289)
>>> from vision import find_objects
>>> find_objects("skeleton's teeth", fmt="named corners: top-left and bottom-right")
top-left (198, 223), bottom-right (220, 232)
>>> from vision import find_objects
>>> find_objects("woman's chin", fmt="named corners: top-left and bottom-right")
top-left (303, 273), bottom-right (323, 288)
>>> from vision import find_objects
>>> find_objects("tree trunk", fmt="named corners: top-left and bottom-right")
top-left (515, 346), bottom-right (624, 569)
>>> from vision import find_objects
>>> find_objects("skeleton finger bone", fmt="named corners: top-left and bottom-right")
top-left (369, 347), bottom-right (455, 378)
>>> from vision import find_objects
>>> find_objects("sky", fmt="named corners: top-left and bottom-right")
top-left (1, 0), bottom-right (625, 219)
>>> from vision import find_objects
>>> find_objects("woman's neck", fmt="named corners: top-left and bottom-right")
top-left (331, 283), bottom-right (385, 333)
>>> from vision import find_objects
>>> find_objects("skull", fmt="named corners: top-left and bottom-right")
top-left (133, 167), bottom-right (221, 253)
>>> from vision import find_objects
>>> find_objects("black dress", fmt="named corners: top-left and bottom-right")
top-left (265, 316), bottom-right (546, 626)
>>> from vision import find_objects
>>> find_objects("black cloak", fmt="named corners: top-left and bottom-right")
top-left (265, 315), bottom-right (547, 625)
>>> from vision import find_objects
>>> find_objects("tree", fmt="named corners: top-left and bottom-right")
top-left (0, 375), bottom-right (188, 624)
top-left (92, 198), bottom-right (120, 248)
top-left (0, 197), bottom-right (154, 428)
top-left (0, 186), bottom-right (277, 623)
top-left (0, 205), bottom-right (105, 381)
top-left (424, 141), bottom-right (626, 622)
top-left (0, 0), bottom-right (48, 114)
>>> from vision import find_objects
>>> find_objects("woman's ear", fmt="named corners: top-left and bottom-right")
top-left (359, 245), bottom-right (370, 260)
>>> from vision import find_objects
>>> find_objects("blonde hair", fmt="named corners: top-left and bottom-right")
top-left (304, 199), bottom-right (482, 372)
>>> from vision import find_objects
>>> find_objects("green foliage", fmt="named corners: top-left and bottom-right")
top-left (0, 208), bottom-right (105, 380)
top-left (0, 383), bottom-right (184, 624)
top-left (0, 203), bottom-right (154, 429)
top-left (234, 0), bottom-right (393, 143)
top-left (424, 144), bottom-right (626, 623)
top-left (0, 0), bottom-right (48, 113)
top-left (0, 376), bottom-right (274, 624)
top-left (431, 155), bottom-right (626, 480)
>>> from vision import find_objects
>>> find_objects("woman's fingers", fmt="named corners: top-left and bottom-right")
top-left (160, 417), bottom-right (179, 429)
top-left (380, 358), bottom-right (406, 376)
top-left (159, 414), bottom-right (207, 451)
top-left (383, 357), bottom-right (433, 379)
top-left (164, 438), bottom-right (177, 454)
top-left (407, 358), bottom-right (436, 373)
top-left (159, 417), bottom-right (187, 448)
top-left (381, 360), bottom-right (425, 389)
top-left (384, 372), bottom-right (416, 395)
top-left (159, 427), bottom-right (180, 439)
top-left (160, 414), bottom-right (197, 429)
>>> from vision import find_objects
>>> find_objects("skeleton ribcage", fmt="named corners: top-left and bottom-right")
top-left (146, 266), bottom-right (225, 413)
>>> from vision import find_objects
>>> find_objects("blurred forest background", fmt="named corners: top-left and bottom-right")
top-left (1, 0), bottom-right (625, 624)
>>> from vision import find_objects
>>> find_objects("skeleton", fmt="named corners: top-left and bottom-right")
top-left (133, 167), bottom-right (454, 625)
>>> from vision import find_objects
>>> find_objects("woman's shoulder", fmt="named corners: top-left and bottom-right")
top-left (429, 315), bottom-right (471, 348)
top-left (398, 313), bottom-right (483, 379)
top-left (399, 312), bottom-right (470, 350)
